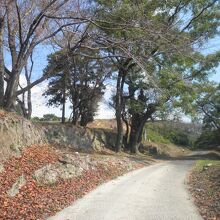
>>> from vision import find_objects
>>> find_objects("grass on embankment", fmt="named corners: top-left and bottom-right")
top-left (194, 159), bottom-right (220, 170)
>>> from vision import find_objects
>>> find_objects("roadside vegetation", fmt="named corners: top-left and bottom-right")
top-left (195, 85), bottom-right (220, 150)
top-left (144, 122), bottom-right (199, 148)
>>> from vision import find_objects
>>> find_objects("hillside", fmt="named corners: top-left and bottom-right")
top-left (0, 112), bottom-right (150, 219)
top-left (0, 144), bottom-right (146, 220)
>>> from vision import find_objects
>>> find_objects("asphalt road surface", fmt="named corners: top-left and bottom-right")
top-left (48, 159), bottom-right (203, 220)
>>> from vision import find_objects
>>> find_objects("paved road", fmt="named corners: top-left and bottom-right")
top-left (48, 160), bottom-right (203, 220)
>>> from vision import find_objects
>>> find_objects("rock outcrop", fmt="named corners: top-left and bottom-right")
top-left (0, 112), bottom-right (46, 162)
top-left (43, 124), bottom-right (117, 152)
top-left (7, 175), bottom-right (26, 197)
top-left (33, 154), bottom-right (94, 185)
top-left (0, 163), bottom-right (4, 173)
top-left (0, 111), bottom-right (117, 162)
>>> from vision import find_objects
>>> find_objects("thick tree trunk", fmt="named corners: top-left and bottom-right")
top-left (138, 122), bottom-right (145, 143)
top-left (79, 113), bottom-right (88, 127)
top-left (129, 115), bottom-right (140, 154)
top-left (17, 97), bottom-right (27, 117)
top-left (130, 127), bottom-right (142, 154)
top-left (4, 69), bottom-right (20, 110)
top-left (129, 114), bottom-right (146, 154)
top-left (0, 17), bottom-right (4, 107)
top-left (72, 113), bottom-right (78, 125)
top-left (5, 50), bottom-right (32, 110)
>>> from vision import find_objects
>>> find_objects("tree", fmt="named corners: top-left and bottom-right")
top-left (44, 49), bottom-right (109, 126)
top-left (32, 116), bottom-right (41, 122)
top-left (195, 83), bottom-right (220, 148)
top-left (91, 0), bottom-right (220, 152)
top-left (0, 4), bottom-right (5, 107)
top-left (43, 50), bottom-right (68, 123)
top-left (197, 83), bottom-right (220, 130)
top-left (109, 49), bottom-right (220, 153)
top-left (0, 0), bottom-right (92, 110)
top-left (16, 53), bottom-right (34, 119)
top-left (41, 114), bottom-right (60, 122)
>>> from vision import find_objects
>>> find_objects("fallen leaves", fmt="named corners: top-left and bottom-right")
top-left (188, 164), bottom-right (220, 220)
top-left (0, 144), bottom-right (143, 220)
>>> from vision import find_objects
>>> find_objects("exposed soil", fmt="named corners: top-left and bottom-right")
top-left (0, 145), bottom-right (144, 220)
top-left (141, 140), bottom-right (191, 158)
top-left (87, 119), bottom-right (118, 130)
top-left (188, 162), bottom-right (220, 220)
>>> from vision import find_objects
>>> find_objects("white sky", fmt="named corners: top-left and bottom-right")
top-left (19, 74), bottom-right (115, 119)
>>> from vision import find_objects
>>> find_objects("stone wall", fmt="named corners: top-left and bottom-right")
top-left (43, 124), bottom-right (117, 152)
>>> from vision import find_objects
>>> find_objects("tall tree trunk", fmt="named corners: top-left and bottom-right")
top-left (26, 83), bottom-right (32, 119)
top-left (24, 64), bottom-right (32, 119)
top-left (71, 92), bottom-right (79, 125)
top-left (115, 70), bottom-right (124, 152)
top-left (72, 111), bottom-right (78, 125)
top-left (61, 71), bottom-right (67, 124)
top-left (0, 17), bottom-right (4, 107)
top-left (122, 113), bottom-right (129, 149)
top-left (62, 97), bottom-right (65, 123)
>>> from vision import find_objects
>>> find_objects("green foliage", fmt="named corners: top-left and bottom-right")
top-left (145, 122), bottom-right (197, 147)
top-left (32, 114), bottom-right (60, 122)
top-left (44, 49), bottom-right (108, 126)
top-left (42, 114), bottom-right (60, 122)
top-left (146, 128), bottom-right (170, 144)
top-left (195, 160), bottom-right (220, 171)
top-left (194, 83), bottom-right (220, 149)
top-left (92, 0), bottom-right (220, 153)
top-left (31, 117), bottom-right (41, 122)
top-left (195, 129), bottom-right (220, 149)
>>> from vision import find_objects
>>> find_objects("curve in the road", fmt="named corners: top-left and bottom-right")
top-left (48, 160), bottom-right (203, 220)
